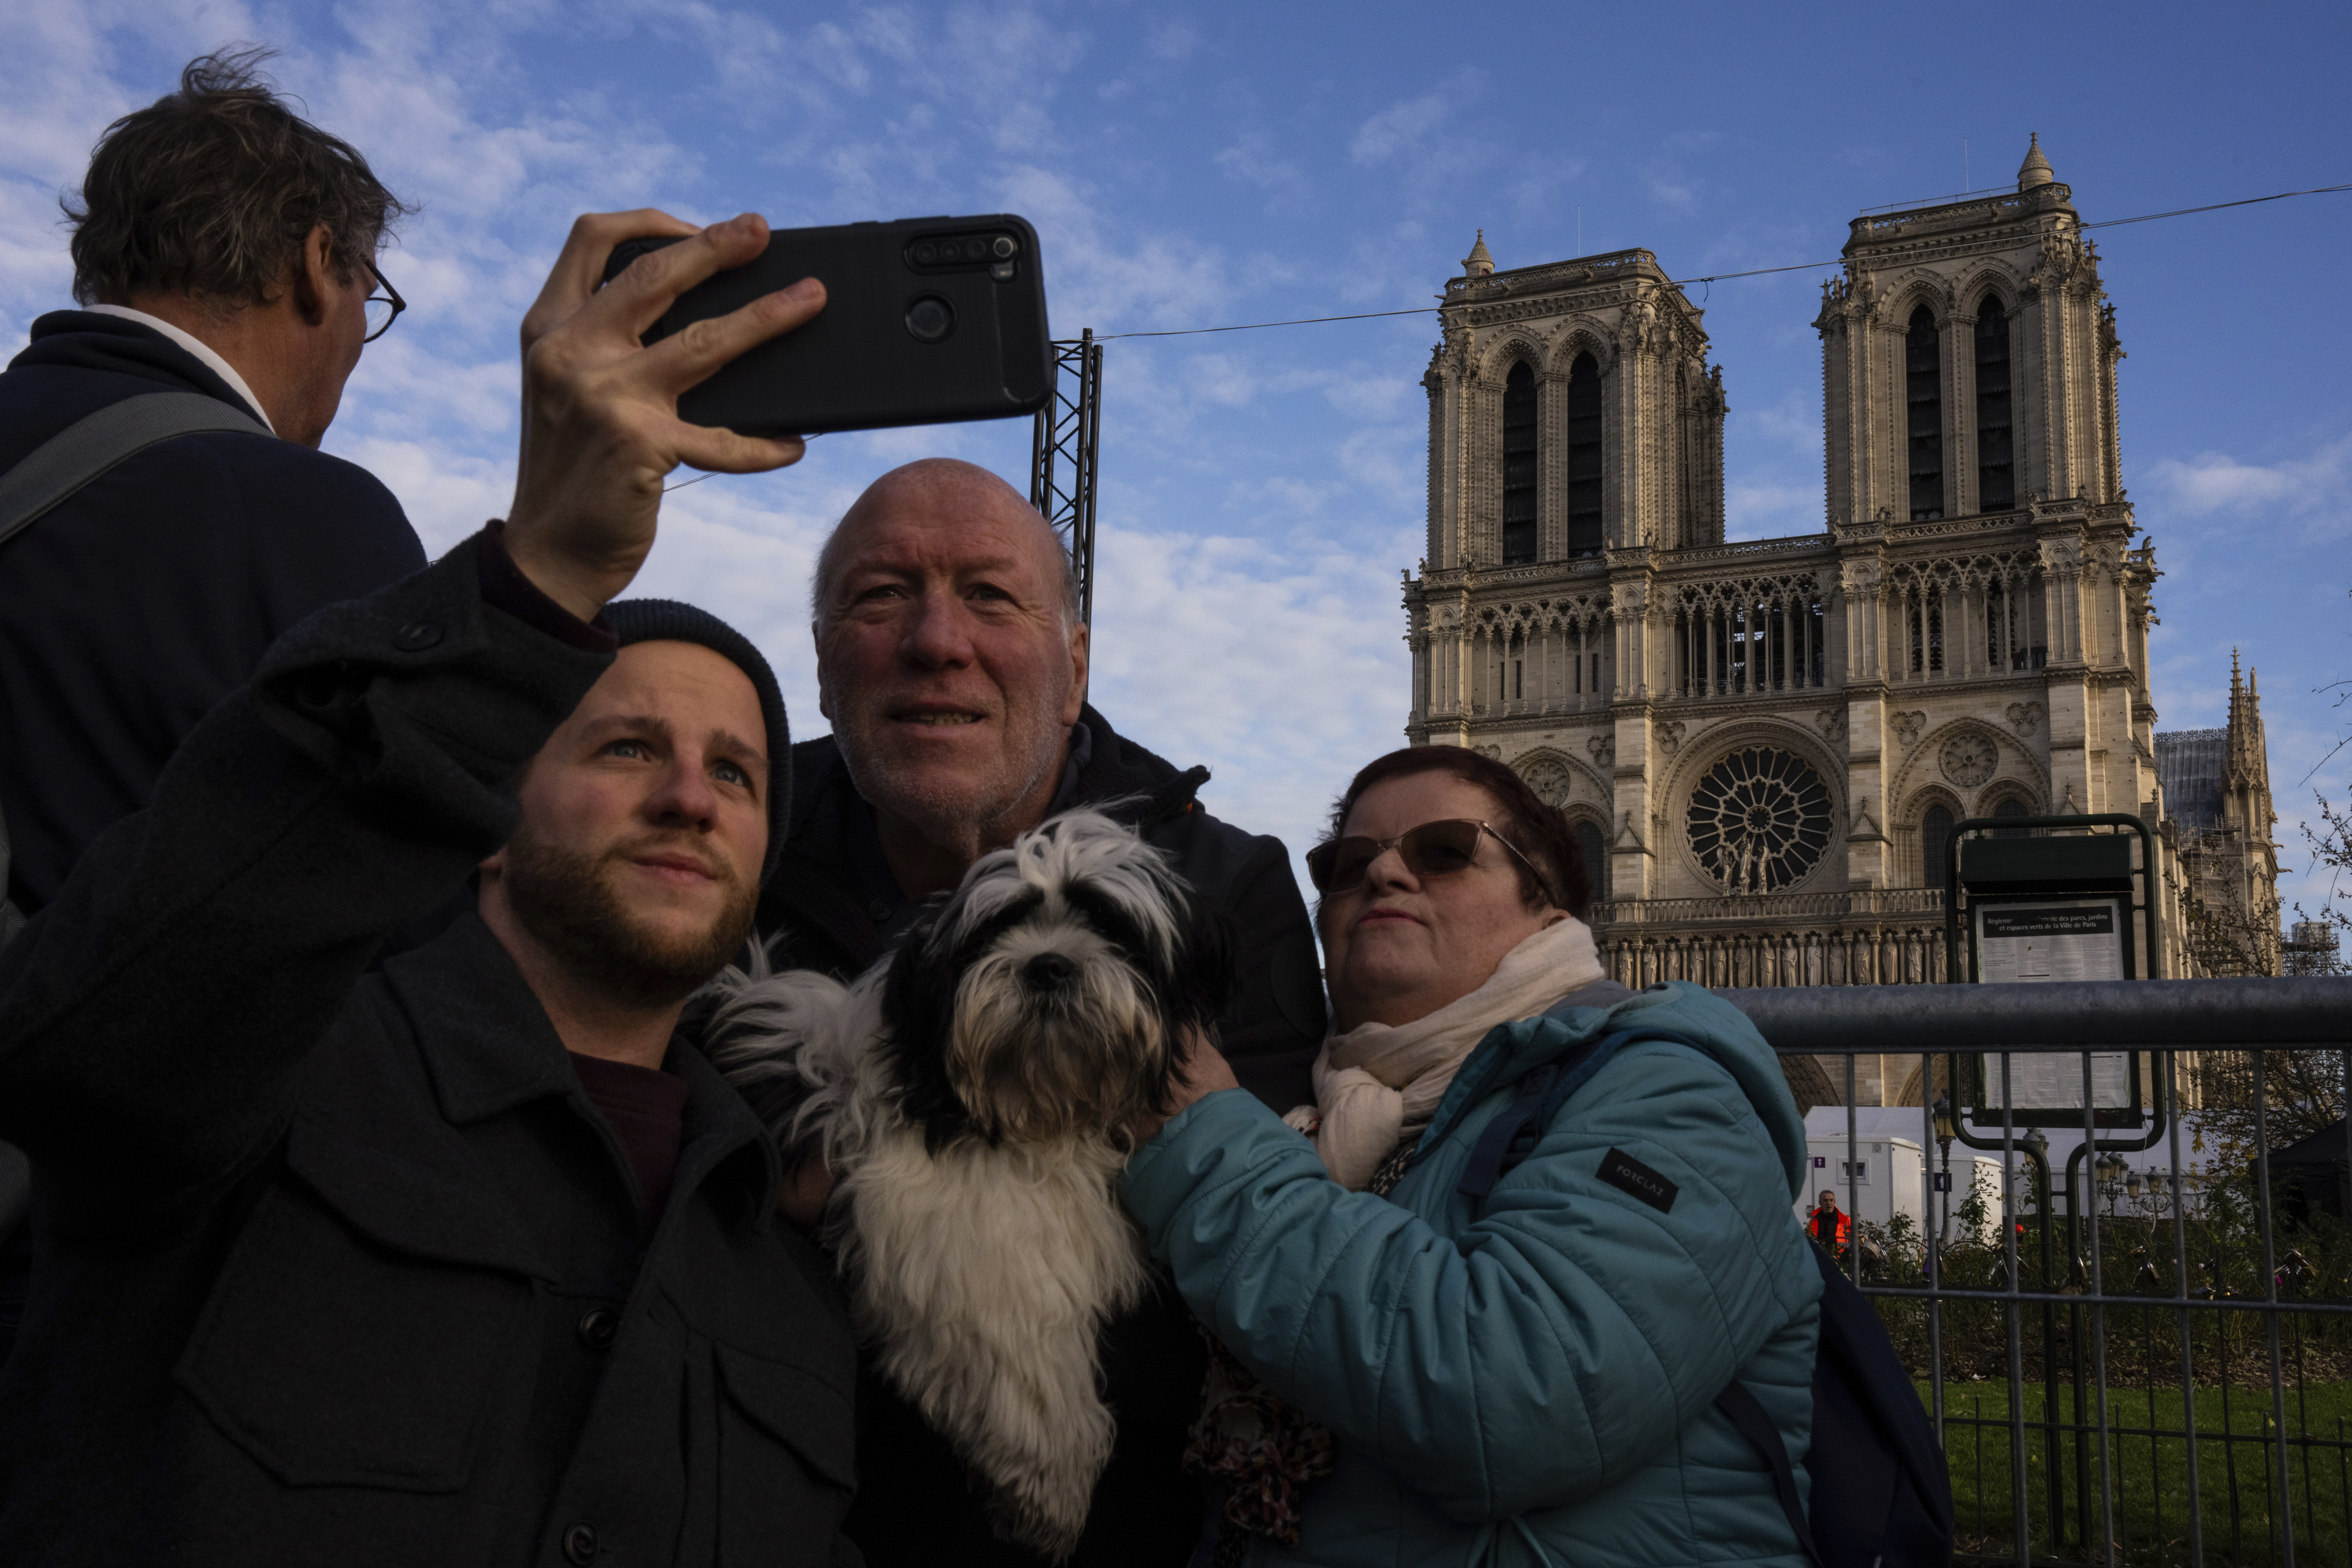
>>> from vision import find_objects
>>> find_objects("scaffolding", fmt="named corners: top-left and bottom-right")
top-left (1028, 331), bottom-right (1102, 626)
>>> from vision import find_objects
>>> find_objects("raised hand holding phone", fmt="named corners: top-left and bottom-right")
top-left (503, 211), bottom-right (826, 623)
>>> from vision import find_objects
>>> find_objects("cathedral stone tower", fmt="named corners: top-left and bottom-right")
top-left (1401, 139), bottom-right (2273, 1101)
top-left (2156, 654), bottom-right (2281, 975)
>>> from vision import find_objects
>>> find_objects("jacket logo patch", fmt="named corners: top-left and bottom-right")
top-left (1597, 1148), bottom-right (1677, 1213)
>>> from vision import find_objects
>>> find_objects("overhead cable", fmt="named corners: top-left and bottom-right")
top-left (1094, 181), bottom-right (2350, 342)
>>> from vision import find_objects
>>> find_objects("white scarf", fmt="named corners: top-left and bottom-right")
top-left (1284, 917), bottom-right (1606, 1191)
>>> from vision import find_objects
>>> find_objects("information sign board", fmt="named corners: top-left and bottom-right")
top-left (1968, 896), bottom-right (2143, 1128)
top-left (1976, 899), bottom-right (2126, 984)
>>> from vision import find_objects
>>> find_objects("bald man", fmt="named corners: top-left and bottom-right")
top-left (758, 458), bottom-right (1325, 1567)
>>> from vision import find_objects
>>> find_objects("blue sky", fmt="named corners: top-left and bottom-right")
top-left (4, 1), bottom-right (2347, 918)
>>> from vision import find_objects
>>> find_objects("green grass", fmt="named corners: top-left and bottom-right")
top-left (1920, 1376), bottom-right (2352, 1564)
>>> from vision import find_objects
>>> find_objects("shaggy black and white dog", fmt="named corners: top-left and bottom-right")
top-left (706, 810), bottom-right (1232, 1561)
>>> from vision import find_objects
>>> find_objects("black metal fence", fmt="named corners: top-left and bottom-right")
top-left (1720, 978), bottom-right (2352, 1567)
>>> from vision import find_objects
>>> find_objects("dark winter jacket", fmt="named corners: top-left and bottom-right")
top-left (759, 708), bottom-right (1327, 1112)
top-left (756, 712), bottom-right (1328, 1567)
top-left (0, 310), bottom-right (423, 914)
top-left (0, 535), bottom-right (859, 1567)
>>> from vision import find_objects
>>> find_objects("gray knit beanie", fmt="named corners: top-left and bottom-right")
top-left (602, 599), bottom-right (790, 886)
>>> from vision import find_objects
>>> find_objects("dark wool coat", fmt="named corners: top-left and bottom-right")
top-left (0, 310), bottom-right (423, 914)
top-left (754, 714), bottom-right (1328, 1568)
top-left (0, 537), bottom-right (860, 1567)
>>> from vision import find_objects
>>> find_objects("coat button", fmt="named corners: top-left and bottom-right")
top-left (867, 899), bottom-right (892, 921)
top-left (562, 1523), bottom-right (599, 1564)
top-left (577, 1306), bottom-right (620, 1350)
top-left (394, 620), bottom-right (443, 651)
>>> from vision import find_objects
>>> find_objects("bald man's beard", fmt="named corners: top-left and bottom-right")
top-left (500, 823), bottom-right (760, 1008)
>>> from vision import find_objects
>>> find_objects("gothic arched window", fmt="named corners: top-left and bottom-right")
top-left (1502, 362), bottom-right (1538, 564)
top-left (1566, 353), bottom-right (1603, 556)
top-left (1992, 795), bottom-right (2029, 839)
top-left (1921, 803), bottom-right (1956, 887)
top-left (1975, 299), bottom-right (2014, 511)
top-left (1575, 818), bottom-right (1609, 905)
top-left (1906, 306), bottom-right (1943, 520)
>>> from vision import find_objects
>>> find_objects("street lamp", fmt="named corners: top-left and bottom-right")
top-left (2094, 1151), bottom-right (2126, 1217)
top-left (1932, 1095), bottom-right (1956, 1248)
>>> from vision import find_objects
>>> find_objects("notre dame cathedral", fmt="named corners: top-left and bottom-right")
top-left (1403, 137), bottom-right (2280, 1101)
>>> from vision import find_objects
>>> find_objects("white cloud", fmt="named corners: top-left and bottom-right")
top-left (1351, 87), bottom-right (1451, 166)
top-left (2147, 431), bottom-right (2352, 533)
top-left (1087, 521), bottom-right (1419, 874)
top-left (1745, 392), bottom-right (1822, 459)
top-left (993, 164), bottom-right (1234, 335)
top-left (1726, 480), bottom-right (1821, 540)
top-left (1214, 133), bottom-right (1304, 196)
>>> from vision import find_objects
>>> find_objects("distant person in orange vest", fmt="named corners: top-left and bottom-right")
top-left (1808, 1189), bottom-right (1851, 1253)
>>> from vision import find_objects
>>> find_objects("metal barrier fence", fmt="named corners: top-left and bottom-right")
top-left (1720, 977), bottom-right (2352, 1567)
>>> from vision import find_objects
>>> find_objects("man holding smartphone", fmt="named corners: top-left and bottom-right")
top-left (0, 213), bottom-right (858, 1566)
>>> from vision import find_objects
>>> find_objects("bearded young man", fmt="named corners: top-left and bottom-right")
top-left (757, 458), bottom-right (1327, 1567)
top-left (0, 212), bottom-right (854, 1566)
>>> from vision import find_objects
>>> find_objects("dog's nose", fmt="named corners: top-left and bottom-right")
top-left (1021, 952), bottom-right (1077, 992)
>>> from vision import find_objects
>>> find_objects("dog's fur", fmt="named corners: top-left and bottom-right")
top-left (706, 810), bottom-right (1233, 1561)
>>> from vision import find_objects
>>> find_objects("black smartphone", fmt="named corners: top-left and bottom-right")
top-left (600, 214), bottom-right (1051, 437)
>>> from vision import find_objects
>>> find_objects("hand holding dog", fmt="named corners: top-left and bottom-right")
top-left (1127, 1028), bottom-right (1241, 1149)
top-left (505, 211), bottom-right (826, 621)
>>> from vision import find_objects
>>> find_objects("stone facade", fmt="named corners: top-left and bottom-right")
top-left (1402, 138), bottom-right (2276, 1106)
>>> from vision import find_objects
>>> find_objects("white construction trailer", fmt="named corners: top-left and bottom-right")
top-left (1799, 1109), bottom-right (2009, 1246)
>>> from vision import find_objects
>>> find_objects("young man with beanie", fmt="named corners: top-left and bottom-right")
top-left (0, 209), bottom-right (852, 1564)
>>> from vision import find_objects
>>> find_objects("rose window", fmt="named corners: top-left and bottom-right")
top-left (1685, 747), bottom-right (1834, 894)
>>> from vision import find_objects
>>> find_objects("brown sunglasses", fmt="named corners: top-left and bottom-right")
top-left (1305, 818), bottom-right (1549, 899)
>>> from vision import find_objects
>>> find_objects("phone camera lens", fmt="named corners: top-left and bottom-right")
top-left (905, 295), bottom-right (955, 343)
top-left (963, 238), bottom-right (988, 262)
top-left (991, 235), bottom-right (1017, 258)
top-left (914, 241), bottom-right (938, 264)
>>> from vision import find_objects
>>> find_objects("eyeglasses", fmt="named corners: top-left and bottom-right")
top-left (363, 262), bottom-right (406, 343)
top-left (1305, 818), bottom-right (1551, 900)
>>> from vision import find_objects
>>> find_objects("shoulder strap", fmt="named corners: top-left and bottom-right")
top-left (1714, 1380), bottom-right (1823, 1568)
top-left (1455, 1052), bottom-right (1579, 1201)
top-left (0, 391), bottom-right (269, 553)
top-left (1457, 1020), bottom-right (1722, 1201)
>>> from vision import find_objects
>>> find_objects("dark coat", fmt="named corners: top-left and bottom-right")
top-left (758, 707), bottom-right (1327, 1111)
top-left (0, 310), bottom-right (423, 914)
top-left (0, 537), bottom-right (859, 1567)
top-left (754, 711), bottom-right (1327, 1568)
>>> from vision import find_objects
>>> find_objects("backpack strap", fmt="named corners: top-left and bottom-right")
top-left (0, 390), bottom-right (269, 553)
top-left (1449, 980), bottom-right (1626, 1200)
top-left (1713, 1380), bottom-right (1823, 1568)
top-left (1455, 1020), bottom-right (1716, 1202)
top-left (1455, 1054), bottom-right (1578, 1201)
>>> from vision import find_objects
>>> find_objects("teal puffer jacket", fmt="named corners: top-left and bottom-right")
top-left (1121, 981), bottom-right (1822, 1568)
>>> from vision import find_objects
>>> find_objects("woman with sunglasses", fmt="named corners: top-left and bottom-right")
top-left (1123, 746), bottom-right (1821, 1568)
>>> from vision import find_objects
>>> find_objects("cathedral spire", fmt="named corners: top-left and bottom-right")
top-left (2227, 647), bottom-right (2246, 762)
top-left (1463, 229), bottom-right (1495, 277)
top-left (2017, 132), bottom-right (2056, 192)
